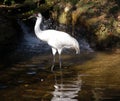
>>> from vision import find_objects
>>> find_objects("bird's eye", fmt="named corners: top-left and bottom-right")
top-left (34, 13), bottom-right (38, 17)
top-left (36, 13), bottom-right (38, 17)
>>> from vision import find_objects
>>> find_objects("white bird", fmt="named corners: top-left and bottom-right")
top-left (31, 13), bottom-right (80, 70)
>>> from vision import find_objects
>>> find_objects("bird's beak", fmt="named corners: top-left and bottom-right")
top-left (28, 15), bottom-right (34, 19)
top-left (28, 13), bottom-right (38, 19)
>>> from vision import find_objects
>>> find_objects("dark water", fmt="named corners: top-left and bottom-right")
top-left (0, 21), bottom-right (120, 101)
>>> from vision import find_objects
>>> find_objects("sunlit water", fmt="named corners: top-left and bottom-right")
top-left (0, 20), bottom-right (120, 101)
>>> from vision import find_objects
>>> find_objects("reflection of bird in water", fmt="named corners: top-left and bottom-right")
top-left (51, 70), bottom-right (82, 101)
top-left (31, 13), bottom-right (80, 70)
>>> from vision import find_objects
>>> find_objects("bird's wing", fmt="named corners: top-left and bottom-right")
top-left (43, 30), bottom-right (73, 49)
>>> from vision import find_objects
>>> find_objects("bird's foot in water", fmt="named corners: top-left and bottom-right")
top-left (51, 64), bottom-right (55, 71)
top-left (51, 64), bottom-right (63, 72)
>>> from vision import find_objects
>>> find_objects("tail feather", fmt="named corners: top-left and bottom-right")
top-left (73, 38), bottom-right (80, 54)
top-left (75, 46), bottom-right (80, 54)
top-left (75, 43), bottom-right (80, 54)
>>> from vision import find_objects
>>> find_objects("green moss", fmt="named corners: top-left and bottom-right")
top-left (113, 20), bottom-right (120, 34)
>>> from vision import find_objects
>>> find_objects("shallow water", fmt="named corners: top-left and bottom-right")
top-left (0, 21), bottom-right (120, 101)
top-left (0, 51), bottom-right (120, 101)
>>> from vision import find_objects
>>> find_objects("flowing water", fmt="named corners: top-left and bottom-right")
top-left (0, 20), bottom-right (120, 101)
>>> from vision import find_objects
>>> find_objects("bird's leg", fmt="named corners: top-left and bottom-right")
top-left (51, 55), bottom-right (55, 71)
top-left (58, 49), bottom-right (62, 69)
top-left (59, 54), bottom-right (62, 69)
top-left (51, 48), bottom-right (57, 71)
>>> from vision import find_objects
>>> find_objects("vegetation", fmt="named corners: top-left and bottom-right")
top-left (0, 0), bottom-right (120, 50)
top-left (51, 0), bottom-right (120, 49)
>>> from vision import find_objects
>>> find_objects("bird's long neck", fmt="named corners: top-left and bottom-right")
top-left (34, 17), bottom-right (42, 36)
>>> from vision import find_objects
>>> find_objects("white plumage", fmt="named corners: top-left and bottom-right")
top-left (33, 13), bottom-right (80, 70)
